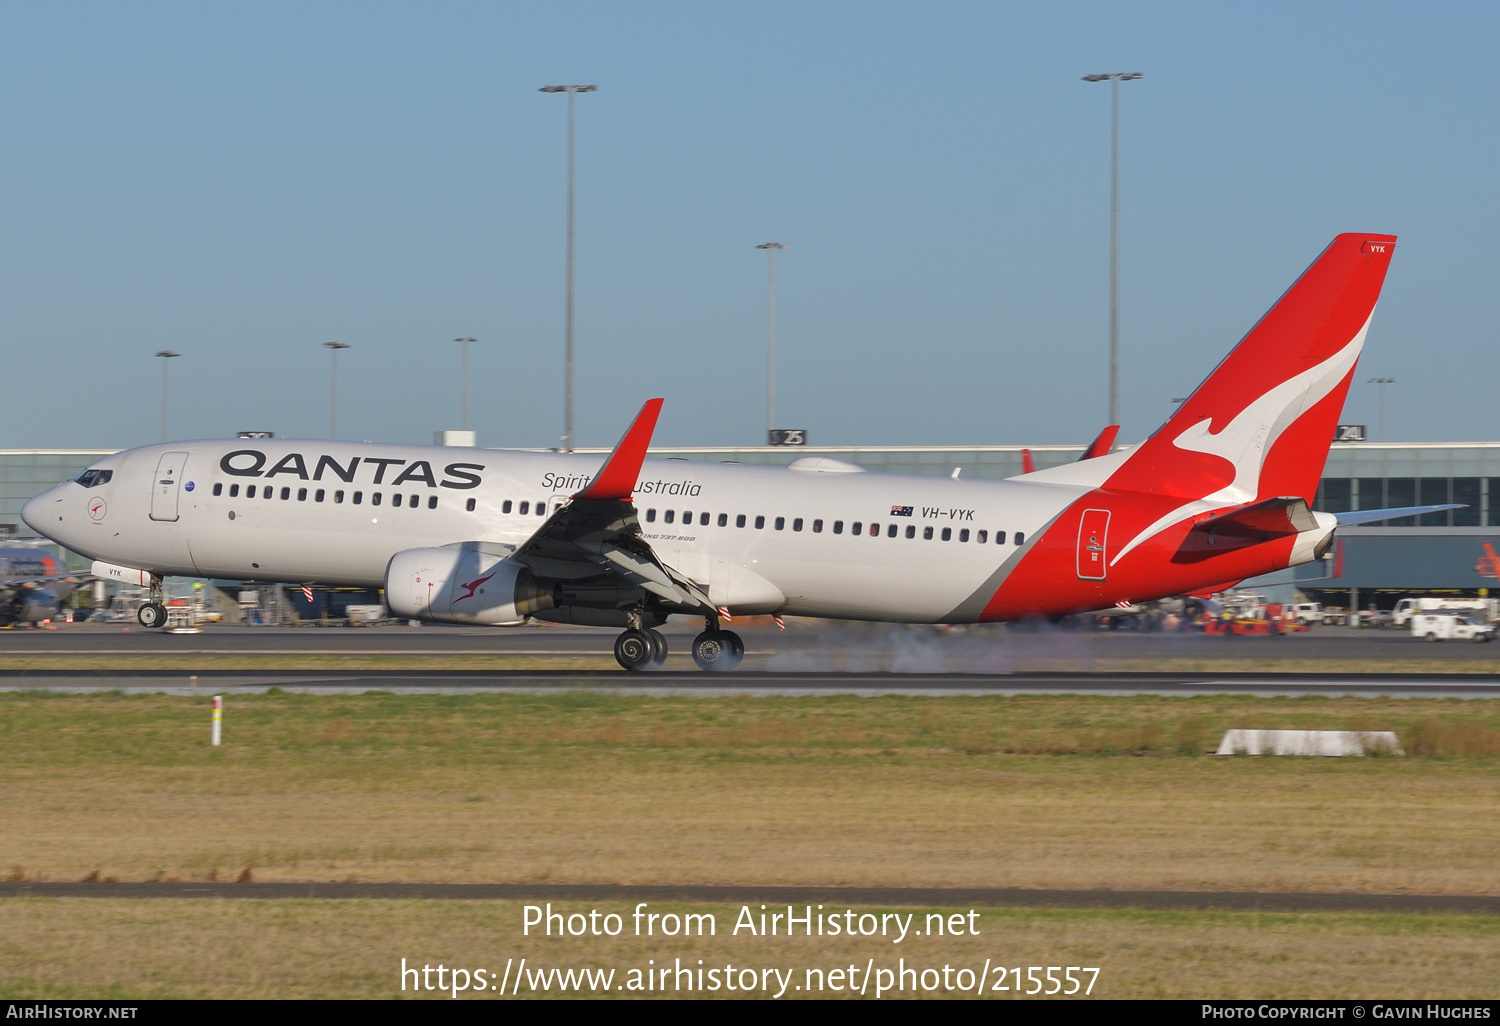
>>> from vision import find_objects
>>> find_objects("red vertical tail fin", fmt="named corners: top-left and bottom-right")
top-left (1109, 234), bottom-right (1396, 506)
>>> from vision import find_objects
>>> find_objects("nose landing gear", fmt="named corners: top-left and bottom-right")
top-left (137, 574), bottom-right (167, 629)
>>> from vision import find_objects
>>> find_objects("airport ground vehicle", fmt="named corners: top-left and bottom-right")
top-left (21, 234), bottom-right (1459, 670)
top-left (1287, 601), bottom-right (1328, 625)
top-left (1410, 613), bottom-right (1495, 642)
top-left (1392, 597), bottom-right (1498, 628)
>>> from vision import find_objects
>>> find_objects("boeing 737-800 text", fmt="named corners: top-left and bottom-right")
top-left (23, 234), bottom-right (1453, 668)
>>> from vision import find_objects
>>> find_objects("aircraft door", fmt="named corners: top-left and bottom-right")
top-left (149, 452), bottom-right (189, 522)
top-left (1076, 508), bottom-right (1110, 581)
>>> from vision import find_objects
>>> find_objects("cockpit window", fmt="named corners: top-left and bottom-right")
top-left (74, 469), bottom-right (113, 487)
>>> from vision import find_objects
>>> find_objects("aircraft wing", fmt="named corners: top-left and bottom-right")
top-left (507, 400), bottom-right (715, 612)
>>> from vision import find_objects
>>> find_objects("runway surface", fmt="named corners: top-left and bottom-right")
top-left (7, 621), bottom-right (1500, 661)
top-left (2, 881), bottom-right (1496, 913)
top-left (3, 669), bottom-right (1499, 696)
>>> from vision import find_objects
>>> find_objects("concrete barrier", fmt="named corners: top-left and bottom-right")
top-left (1215, 729), bottom-right (1403, 756)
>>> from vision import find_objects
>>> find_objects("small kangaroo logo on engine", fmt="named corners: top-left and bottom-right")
top-left (455, 571), bottom-right (496, 602)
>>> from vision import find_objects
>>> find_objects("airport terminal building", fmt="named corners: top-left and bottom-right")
top-left (4, 441), bottom-right (1499, 610)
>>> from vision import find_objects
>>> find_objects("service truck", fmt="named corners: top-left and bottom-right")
top-left (1410, 613), bottom-right (1495, 642)
top-left (1392, 597), bottom-right (1499, 628)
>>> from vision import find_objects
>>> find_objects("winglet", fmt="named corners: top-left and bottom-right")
top-left (1079, 425), bottom-right (1119, 461)
top-left (575, 399), bottom-right (664, 501)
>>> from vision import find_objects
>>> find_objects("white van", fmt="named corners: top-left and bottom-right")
top-left (1410, 613), bottom-right (1495, 642)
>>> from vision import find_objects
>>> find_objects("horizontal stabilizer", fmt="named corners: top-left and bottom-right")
top-left (1172, 496), bottom-right (1319, 564)
top-left (1334, 504), bottom-right (1461, 527)
top-left (575, 399), bottom-right (664, 502)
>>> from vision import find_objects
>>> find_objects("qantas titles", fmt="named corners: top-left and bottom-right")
top-left (219, 450), bottom-right (483, 489)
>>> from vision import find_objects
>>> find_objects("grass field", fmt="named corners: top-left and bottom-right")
top-left (3, 691), bottom-right (1499, 890)
top-left (3, 691), bottom-right (1499, 998)
top-left (0, 900), bottom-right (1495, 999)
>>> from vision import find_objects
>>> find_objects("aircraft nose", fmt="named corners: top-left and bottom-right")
top-left (21, 486), bottom-right (60, 534)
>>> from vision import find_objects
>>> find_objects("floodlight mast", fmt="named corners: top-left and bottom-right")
top-left (323, 341), bottom-right (349, 439)
top-left (1082, 71), bottom-right (1143, 427)
top-left (540, 84), bottom-right (597, 450)
top-left (756, 242), bottom-right (788, 434)
top-left (153, 350), bottom-right (179, 442)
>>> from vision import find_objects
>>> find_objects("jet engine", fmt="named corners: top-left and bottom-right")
top-left (385, 545), bottom-right (558, 625)
top-left (6, 589), bottom-right (60, 625)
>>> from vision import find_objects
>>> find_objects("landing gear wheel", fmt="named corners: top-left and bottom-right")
top-left (614, 629), bottom-right (654, 671)
top-left (646, 629), bottom-right (668, 668)
top-left (137, 603), bottom-right (166, 629)
top-left (691, 630), bottom-right (744, 671)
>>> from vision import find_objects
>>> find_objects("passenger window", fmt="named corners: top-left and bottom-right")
top-left (428, 495), bottom-right (438, 509)
top-left (923, 526), bottom-right (933, 539)
top-left (353, 491), bottom-right (363, 505)
top-left (774, 516), bottom-right (785, 530)
top-left (503, 500), bottom-right (513, 514)
top-left (213, 483), bottom-right (223, 496)
top-left (700, 512), bottom-right (710, 526)
top-left (682, 511), bottom-right (692, 523)
top-left (537, 503), bottom-right (546, 516)
top-left (1015, 532), bottom-right (1025, 545)
top-left (372, 493), bottom-right (382, 506)
top-left (812, 519), bottom-right (823, 533)
top-left (959, 528), bottom-right (969, 542)
top-left (755, 515), bottom-right (766, 529)
top-left (887, 524), bottom-right (897, 538)
top-left (850, 521), bottom-right (860, 534)
top-left (646, 509), bottom-right (656, 522)
top-left (393, 493), bottom-right (402, 507)
top-left (717, 513), bottom-right (727, 527)
top-left (334, 490), bottom-right (344, 504)
top-left (941, 527), bottom-right (951, 541)
top-left (833, 520), bottom-right (843, 534)
top-left (315, 489), bottom-right (325, 502)
top-left (906, 525), bottom-right (916, 539)
top-left (246, 485), bottom-right (256, 498)
top-left (229, 484), bottom-right (239, 498)
top-left (466, 498), bottom-right (476, 511)
top-left (665, 510), bottom-right (675, 524)
top-left (977, 530), bottom-right (987, 544)
top-left (995, 531), bottom-right (1006, 544)
top-left (411, 495), bottom-right (421, 508)
top-left (298, 487), bottom-right (308, 501)
top-left (519, 501), bottom-right (530, 515)
top-left (280, 487), bottom-right (291, 500)
top-left (736, 514), bottom-right (747, 528)
top-left (793, 518), bottom-right (804, 532)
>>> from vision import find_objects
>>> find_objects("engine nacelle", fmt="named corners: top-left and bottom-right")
top-left (385, 545), bottom-right (557, 625)
top-left (10, 590), bottom-right (60, 625)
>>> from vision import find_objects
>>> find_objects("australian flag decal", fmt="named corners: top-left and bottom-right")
top-left (891, 505), bottom-right (914, 517)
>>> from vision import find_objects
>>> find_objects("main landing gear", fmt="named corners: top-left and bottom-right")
top-left (690, 623), bottom-right (743, 672)
top-left (611, 614), bottom-right (745, 672)
top-left (613, 627), bottom-right (669, 672)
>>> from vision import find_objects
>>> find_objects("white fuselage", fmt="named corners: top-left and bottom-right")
top-left (23, 439), bottom-right (1090, 623)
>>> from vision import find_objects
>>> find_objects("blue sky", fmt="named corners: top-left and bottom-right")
top-left (2, 2), bottom-right (1496, 450)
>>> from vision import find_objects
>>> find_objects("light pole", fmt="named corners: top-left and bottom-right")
top-left (153, 350), bottom-right (179, 442)
top-left (1367, 377), bottom-right (1395, 441)
top-left (1082, 71), bottom-right (1142, 427)
top-left (454, 337), bottom-right (476, 432)
top-left (324, 342), bottom-right (349, 439)
top-left (540, 83), bottom-right (597, 450)
top-left (756, 242), bottom-right (788, 435)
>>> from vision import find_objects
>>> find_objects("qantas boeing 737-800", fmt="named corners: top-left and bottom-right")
top-left (22, 234), bottom-right (1456, 669)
